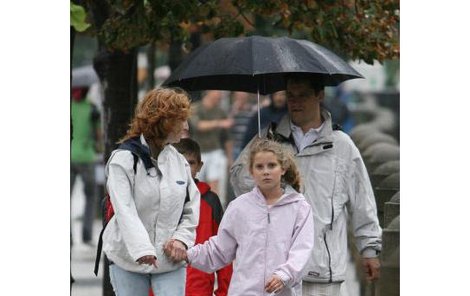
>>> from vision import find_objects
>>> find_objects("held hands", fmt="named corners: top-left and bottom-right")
top-left (163, 239), bottom-right (188, 263)
top-left (136, 255), bottom-right (158, 268)
top-left (362, 257), bottom-right (381, 282)
top-left (265, 274), bottom-right (285, 294)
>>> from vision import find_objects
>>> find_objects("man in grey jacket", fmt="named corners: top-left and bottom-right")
top-left (230, 74), bottom-right (382, 296)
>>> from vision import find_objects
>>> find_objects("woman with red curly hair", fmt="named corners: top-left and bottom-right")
top-left (102, 88), bottom-right (201, 296)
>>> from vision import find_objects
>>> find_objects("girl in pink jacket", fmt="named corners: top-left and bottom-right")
top-left (183, 139), bottom-right (314, 295)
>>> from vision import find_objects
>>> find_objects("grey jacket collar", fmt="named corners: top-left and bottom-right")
top-left (274, 108), bottom-right (335, 146)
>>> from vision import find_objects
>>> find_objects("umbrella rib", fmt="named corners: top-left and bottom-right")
top-left (294, 41), bottom-right (333, 75)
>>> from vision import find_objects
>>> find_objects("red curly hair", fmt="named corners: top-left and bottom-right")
top-left (119, 88), bottom-right (191, 148)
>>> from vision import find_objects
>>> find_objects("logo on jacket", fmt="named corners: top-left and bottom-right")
top-left (176, 180), bottom-right (186, 185)
top-left (308, 271), bottom-right (320, 277)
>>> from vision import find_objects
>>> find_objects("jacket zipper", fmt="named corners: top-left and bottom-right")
top-left (264, 208), bottom-right (270, 295)
top-left (324, 233), bottom-right (333, 283)
top-left (326, 169), bottom-right (337, 282)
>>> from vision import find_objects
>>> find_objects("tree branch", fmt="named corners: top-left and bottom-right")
top-left (232, 2), bottom-right (255, 28)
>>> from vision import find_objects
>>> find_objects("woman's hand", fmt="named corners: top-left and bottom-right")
top-left (265, 274), bottom-right (285, 294)
top-left (136, 255), bottom-right (158, 268)
top-left (163, 239), bottom-right (188, 263)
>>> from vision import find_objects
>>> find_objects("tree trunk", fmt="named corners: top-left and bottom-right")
top-left (88, 2), bottom-right (138, 295)
top-left (147, 43), bottom-right (156, 89)
top-left (168, 37), bottom-right (183, 72)
top-left (93, 48), bottom-right (138, 163)
top-left (92, 47), bottom-right (138, 296)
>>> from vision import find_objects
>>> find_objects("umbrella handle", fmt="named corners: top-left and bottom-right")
top-left (257, 88), bottom-right (261, 138)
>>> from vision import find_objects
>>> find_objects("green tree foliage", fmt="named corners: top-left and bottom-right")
top-left (83, 0), bottom-right (243, 52)
top-left (71, 2), bottom-right (91, 32)
top-left (81, 0), bottom-right (398, 63)
top-left (235, 0), bottom-right (399, 63)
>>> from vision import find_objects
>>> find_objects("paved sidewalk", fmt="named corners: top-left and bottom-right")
top-left (71, 177), bottom-right (103, 296)
top-left (71, 219), bottom-right (103, 296)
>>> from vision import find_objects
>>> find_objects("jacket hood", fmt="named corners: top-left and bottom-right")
top-left (252, 185), bottom-right (304, 207)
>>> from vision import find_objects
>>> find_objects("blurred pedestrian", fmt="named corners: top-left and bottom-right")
top-left (102, 88), bottom-right (200, 296)
top-left (71, 86), bottom-right (103, 245)
top-left (189, 90), bottom-right (233, 205)
top-left (231, 74), bottom-right (382, 296)
top-left (229, 91), bottom-right (255, 160)
top-left (323, 85), bottom-right (354, 133)
top-left (241, 91), bottom-right (287, 148)
top-left (172, 138), bottom-right (233, 296)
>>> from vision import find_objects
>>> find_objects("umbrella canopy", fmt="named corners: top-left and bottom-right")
top-left (72, 65), bottom-right (99, 88)
top-left (163, 35), bottom-right (363, 95)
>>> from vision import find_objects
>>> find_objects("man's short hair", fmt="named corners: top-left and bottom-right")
top-left (285, 73), bottom-right (325, 93)
top-left (173, 138), bottom-right (202, 162)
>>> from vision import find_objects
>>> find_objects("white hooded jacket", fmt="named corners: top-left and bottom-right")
top-left (102, 135), bottom-right (200, 273)
top-left (231, 110), bottom-right (382, 283)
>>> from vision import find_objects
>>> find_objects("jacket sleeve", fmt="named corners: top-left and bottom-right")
top-left (172, 165), bottom-right (200, 249)
top-left (348, 150), bottom-right (382, 256)
top-left (273, 201), bottom-right (315, 287)
top-left (106, 151), bottom-right (156, 261)
top-left (187, 203), bottom-right (238, 273)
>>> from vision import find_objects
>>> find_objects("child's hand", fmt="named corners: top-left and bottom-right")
top-left (265, 274), bottom-right (285, 294)
top-left (163, 239), bottom-right (188, 263)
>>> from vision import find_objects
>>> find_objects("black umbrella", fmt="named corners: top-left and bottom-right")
top-left (163, 35), bottom-right (363, 95)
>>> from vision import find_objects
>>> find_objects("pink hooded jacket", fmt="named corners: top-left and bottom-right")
top-left (187, 186), bottom-right (314, 296)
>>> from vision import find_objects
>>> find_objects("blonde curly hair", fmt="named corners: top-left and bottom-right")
top-left (119, 87), bottom-right (191, 148)
top-left (248, 138), bottom-right (301, 192)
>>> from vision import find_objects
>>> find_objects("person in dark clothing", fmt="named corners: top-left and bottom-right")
top-left (241, 91), bottom-right (287, 149)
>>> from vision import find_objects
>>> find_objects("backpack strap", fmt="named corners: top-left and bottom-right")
top-left (132, 153), bottom-right (138, 174)
top-left (118, 137), bottom-right (154, 172)
top-left (94, 226), bottom-right (106, 275)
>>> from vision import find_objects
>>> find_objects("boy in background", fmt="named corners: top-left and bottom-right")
top-left (151, 138), bottom-right (232, 296)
